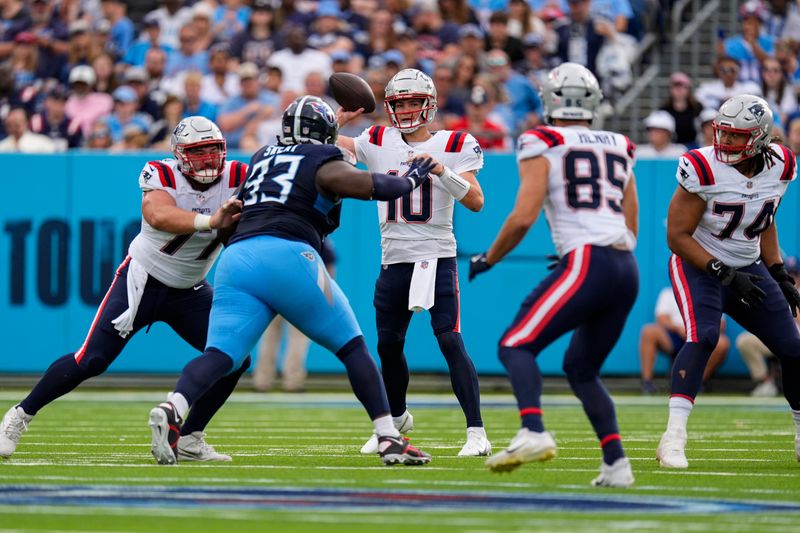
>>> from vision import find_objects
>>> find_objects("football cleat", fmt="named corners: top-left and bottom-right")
top-left (458, 426), bottom-right (492, 457)
top-left (149, 402), bottom-right (183, 465)
top-left (177, 431), bottom-right (232, 462)
top-left (360, 410), bottom-right (414, 455)
top-left (591, 457), bottom-right (635, 488)
top-left (795, 435), bottom-right (800, 462)
top-left (485, 428), bottom-right (557, 473)
top-left (0, 406), bottom-right (32, 458)
top-left (656, 427), bottom-right (689, 469)
top-left (378, 435), bottom-right (431, 466)
top-left (750, 380), bottom-right (778, 397)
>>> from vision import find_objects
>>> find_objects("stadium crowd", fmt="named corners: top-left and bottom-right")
top-left (0, 0), bottom-right (668, 153)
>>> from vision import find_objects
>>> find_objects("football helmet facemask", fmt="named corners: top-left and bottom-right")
top-left (171, 116), bottom-right (226, 184)
top-left (384, 69), bottom-right (437, 133)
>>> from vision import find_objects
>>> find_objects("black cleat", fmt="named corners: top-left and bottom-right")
top-left (378, 435), bottom-right (431, 466)
top-left (149, 402), bottom-right (183, 465)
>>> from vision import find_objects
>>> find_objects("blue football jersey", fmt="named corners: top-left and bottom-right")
top-left (230, 143), bottom-right (346, 252)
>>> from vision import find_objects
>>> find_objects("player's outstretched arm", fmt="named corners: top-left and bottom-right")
top-left (142, 190), bottom-right (242, 234)
top-left (316, 156), bottom-right (435, 201)
top-left (334, 107), bottom-right (364, 155)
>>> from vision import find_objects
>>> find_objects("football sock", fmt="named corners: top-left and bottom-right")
top-left (174, 348), bottom-right (234, 408)
top-left (670, 342), bottom-right (713, 400)
top-left (437, 332), bottom-right (483, 427)
top-left (166, 393), bottom-right (189, 420)
top-left (568, 375), bottom-right (625, 465)
top-left (182, 355), bottom-right (251, 435)
top-left (374, 415), bottom-right (400, 438)
top-left (376, 340), bottom-right (409, 417)
top-left (19, 354), bottom-right (90, 416)
top-left (667, 395), bottom-right (693, 431)
top-left (499, 346), bottom-right (545, 432)
top-left (336, 336), bottom-right (390, 419)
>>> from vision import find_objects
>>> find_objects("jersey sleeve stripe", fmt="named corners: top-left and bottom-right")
top-left (528, 127), bottom-right (564, 148)
top-left (624, 136), bottom-right (636, 159)
top-left (779, 145), bottom-right (796, 181)
top-left (229, 161), bottom-right (245, 188)
top-left (685, 150), bottom-right (714, 186)
top-left (149, 161), bottom-right (175, 188)
top-left (446, 131), bottom-right (466, 152)
top-left (369, 126), bottom-right (385, 146)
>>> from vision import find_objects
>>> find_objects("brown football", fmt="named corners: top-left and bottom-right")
top-left (330, 72), bottom-right (376, 113)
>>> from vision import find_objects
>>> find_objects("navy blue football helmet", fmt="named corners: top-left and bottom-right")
top-left (279, 95), bottom-right (338, 145)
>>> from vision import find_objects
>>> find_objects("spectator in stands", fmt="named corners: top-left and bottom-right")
top-left (64, 65), bottom-right (113, 136)
top-left (84, 121), bottom-right (113, 150)
top-left (104, 85), bottom-right (152, 143)
top-left (722, 0), bottom-right (775, 85)
top-left (354, 9), bottom-right (396, 63)
top-left (125, 67), bottom-right (162, 122)
top-left (111, 122), bottom-right (149, 151)
top-left (517, 33), bottom-right (550, 89)
top-left (636, 110), bottom-right (686, 159)
top-left (561, 0), bottom-right (633, 34)
top-left (450, 84), bottom-right (509, 150)
top-left (761, 56), bottom-right (797, 125)
top-left (61, 19), bottom-right (101, 83)
top-left (30, 85), bottom-right (82, 151)
top-left (659, 72), bottom-right (702, 149)
top-left (183, 70), bottom-right (217, 122)
top-left (409, 0), bottom-right (461, 63)
top-left (100, 0), bottom-right (134, 60)
top-left (774, 38), bottom-right (800, 83)
top-left (331, 50), bottom-right (355, 74)
top-left (229, 0), bottom-right (276, 70)
top-left (217, 62), bottom-right (278, 148)
top-left (0, 0), bottom-right (32, 60)
top-left (28, 0), bottom-right (69, 80)
top-left (268, 25), bottom-right (332, 94)
top-left (472, 72), bottom-right (513, 137)
top-left (457, 24), bottom-right (487, 65)
top-left (304, 70), bottom-right (337, 109)
top-left (0, 107), bottom-right (55, 153)
top-left (265, 65), bottom-right (283, 93)
top-left (201, 44), bottom-right (240, 107)
top-left (123, 15), bottom-right (170, 68)
top-left (697, 107), bottom-right (717, 147)
top-left (451, 52), bottom-right (479, 102)
top-left (165, 24), bottom-right (208, 77)
top-left (394, 29), bottom-right (434, 74)
top-left (213, 0), bottom-right (251, 42)
top-left (308, 2), bottom-right (355, 56)
top-left (5, 32), bottom-right (39, 94)
top-left (431, 64), bottom-right (465, 129)
top-left (91, 52), bottom-right (119, 94)
top-left (639, 286), bottom-right (730, 395)
top-left (144, 47), bottom-right (168, 94)
top-left (438, 0), bottom-right (479, 25)
top-left (191, 2), bottom-right (218, 52)
top-left (554, 0), bottom-right (611, 76)
top-left (486, 48), bottom-right (541, 135)
top-left (696, 56), bottom-right (761, 111)
top-left (485, 11), bottom-right (525, 63)
top-left (148, 0), bottom-right (193, 50)
top-left (148, 94), bottom-right (184, 150)
top-left (766, 0), bottom-right (800, 42)
top-left (273, 0), bottom-right (314, 32)
top-left (786, 113), bottom-right (800, 154)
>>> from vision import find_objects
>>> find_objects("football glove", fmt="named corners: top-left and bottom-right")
top-left (469, 253), bottom-right (493, 281)
top-left (769, 263), bottom-right (800, 316)
top-left (402, 156), bottom-right (436, 188)
top-left (707, 259), bottom-right (766, 308)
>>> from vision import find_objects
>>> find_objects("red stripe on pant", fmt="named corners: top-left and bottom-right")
top-left (74, 256), bottom-right (132, 364)
top-left (453, 266), bottom-right (461, 333)
top-left (669, 255), bottom-right (697, 343)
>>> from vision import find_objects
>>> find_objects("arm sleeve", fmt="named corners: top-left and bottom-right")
top-left (139, 160), bottom-right (177, 199)
top-left (675, 153), bottom-right (708, 201)
top-left (452, 133), bottom-right (484, 174)
top-left (353, 126), bottom-right (372, 165)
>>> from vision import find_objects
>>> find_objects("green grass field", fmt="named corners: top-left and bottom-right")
top-left (0, 390), bottom-right (798, 533)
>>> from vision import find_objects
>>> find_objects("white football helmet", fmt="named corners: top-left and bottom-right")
top-left (384, 68), bottom-right (437, 133)
top-left (712, 94), bottom-right (773, 164)
top-left (171, 116), bottom-right (226, 184)
top-left (540, 62), bottom-right (603, 123)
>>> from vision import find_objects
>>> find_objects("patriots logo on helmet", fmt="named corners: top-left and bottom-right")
top-left (173, 122), bottom-right (187, 136)
top-left (748, 103), bottom-right (765, 121)
top-left (308, 101), bottom-right (335, 123)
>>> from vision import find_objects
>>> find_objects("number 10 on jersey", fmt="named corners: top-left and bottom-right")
top-left (385, 171), bottom-right (433, 223)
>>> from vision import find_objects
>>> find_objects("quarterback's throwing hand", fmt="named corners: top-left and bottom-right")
top-left (469, 253), bottom-right (493, 281)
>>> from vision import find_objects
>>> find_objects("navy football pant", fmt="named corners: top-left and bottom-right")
top-left (499, 245), bottom-right (638, 463)
top-left (19, 258), bottom-right (249, 435)
top-left (669, 255), bottom-right (800, 410)
top-left (374, 257), bottom-right (483, 427)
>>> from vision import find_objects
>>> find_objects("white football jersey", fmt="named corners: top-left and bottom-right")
top-left (127, 158), bottom-right (248, 288)
top-left (354, 126), bottom-right (483, 264)
top-left (516, 125), bottom-right (636, 256)
top-left (676, 144), bottom-right (796, 268)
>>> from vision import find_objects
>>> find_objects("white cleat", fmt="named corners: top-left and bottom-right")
top-left (591, 457), bottom-right (635, 488)
top-left (656, 427), bottom-right (689, 469)
top-left (177, 432), bottom-right (232, 462)
top-left (360, 411), bottom-right (414, 455)
top-left (0, 406), bottom-right (32, 458)
top-left (750, 380), bottom-right (779, 397)
top-left (458, 426), bottom-right (492, 457)
top-left (485, 428), bottom-right (556, 473)
top-left (795, 435), bottom-right (800, 462)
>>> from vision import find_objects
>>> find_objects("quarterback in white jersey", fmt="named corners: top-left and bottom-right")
top-left (336, 68), bottom-right (491, 457)
top-left (657, 95), bottom-right (800, 470)
top-left (472, 63), bottom-right (638, 488)
top-left (0, 117), bottom-right (246, 463)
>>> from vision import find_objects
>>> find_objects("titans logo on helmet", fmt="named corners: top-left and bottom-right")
top-left (308, 101), bottom-right (335, 123)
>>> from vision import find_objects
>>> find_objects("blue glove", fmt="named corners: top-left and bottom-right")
top-left (402, 156), bottom-right (435, 188)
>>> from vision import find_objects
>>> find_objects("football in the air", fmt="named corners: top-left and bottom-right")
top-left (330, 72), bottom-right (376, 113)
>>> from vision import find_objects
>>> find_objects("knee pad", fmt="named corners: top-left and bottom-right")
top-left (694, 323), bottom-right (720, 350)
top-left (76, 352), bottom-right (112, 378)
top-left (436, 331), bottom-right (463, 355)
